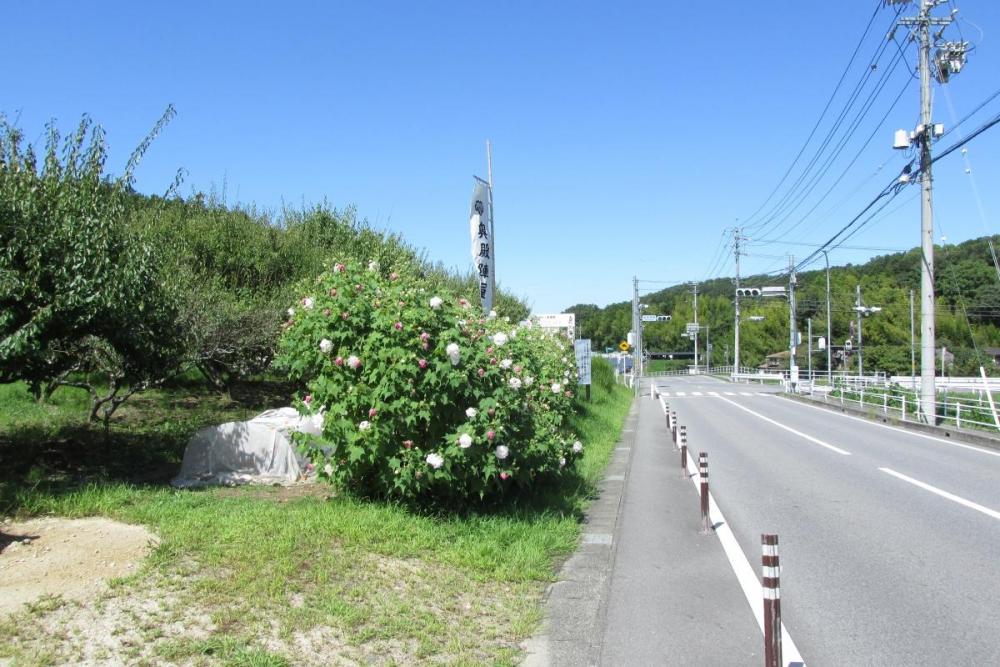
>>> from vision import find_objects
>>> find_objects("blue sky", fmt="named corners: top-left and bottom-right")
top-left (7, 1), bottom-right (1000, 313)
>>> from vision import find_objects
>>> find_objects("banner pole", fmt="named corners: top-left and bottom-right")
top-left (486, 140), bottom-right (496, 312)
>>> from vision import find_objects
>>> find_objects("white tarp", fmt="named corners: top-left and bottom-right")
top-left (171, 407), bottom-right (321, 488)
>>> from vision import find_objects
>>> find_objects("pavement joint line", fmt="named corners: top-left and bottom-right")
top-left (778, 394), bottom-right (1000, 458)
top-left (671, 400), bottom-right (807, 666)
top-left (715, 394), bottom-right (851, 456)
top-left (879, 467), bottom-right (1000, 520)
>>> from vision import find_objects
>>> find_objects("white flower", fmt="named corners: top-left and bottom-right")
top-left (500, 358), bottom-right (513, 369)
top-left (347, 355), bottom-right (361, 369)
top-left (459, 433), bottom-right (473, 448)
top-left (368, 260), bottom-right (379, 271)
top-left (564, 371), bottom-right (570, 379)
top-left (359, 420), bottom-right (371, 431)
top-left (426, 452), bottom-right (444, 469)
top-left (465, 407), bottom-right (478, 418)
top-left (572, 440), bottom-right (583, 453)
top-left (319, 338), bottom-right (333, 354)
top-left (446, 342), bottom-right (461, 365)
top-left (560, 457), bottom-right (566, 467)
top-left (429, 296), bottom-right (443, 309)
top-left (493, 332), bottom-right (508, 346)
top-left (524, 376), bottom-right (534, 387)
top-left (323, 463), bottom-right (333, 476)
top-left (552, 383), bottom-right (562, 394)
top-left (302, 297), bottom-right (314, 310)
top-left (287, 307), bottom-right (296, 317)
top-left (508, 377), bottom-right (522, 390)
top-left (488, 309), bottom-right (497, 318)
top-left (494, 445), bottom-right (509, 460)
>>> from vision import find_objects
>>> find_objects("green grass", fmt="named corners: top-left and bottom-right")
top-left (0, 360), bottom-right (632, 665)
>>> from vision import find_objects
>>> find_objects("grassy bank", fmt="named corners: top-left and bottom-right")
top-left (0, 360), bottom-right (632, 665)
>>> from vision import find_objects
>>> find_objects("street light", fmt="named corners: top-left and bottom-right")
top-left (853, 284), bottom-right (882, 377)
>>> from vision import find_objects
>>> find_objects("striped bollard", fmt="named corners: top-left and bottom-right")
top-left (680, 442), bottom-right (688, 479)
top-left (677, 425), bottom-right (686, 451)
top-left (762, 534), bottom-right (783, 667)
top-left (698, 452), bottom-right (710, 534)
top-left (665, 403), bottom-right (671, 430)
top-left (671, 411), bottom-right (678, 443)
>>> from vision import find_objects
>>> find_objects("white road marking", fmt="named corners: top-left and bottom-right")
top-left (693, 391), bottom-right (703, 396)
top-left (716, 395), bottom-right (851, 456)
top-left (661, 392), bottom-right (670, 397)
top-left (725, 392), bottom-right (736, 396)
top-left (676, 392), bottom-right (687, 397)
top-left (679, 421), bottom-right (807, 666)
top-left (779, 396), bottom-right (1000, 458)
top-left (709, 391), bottom-right (719, 396)
top-left (879, 468), bottom-right (1000, 521)
top-left (740, 392), bottom-right (752, 396)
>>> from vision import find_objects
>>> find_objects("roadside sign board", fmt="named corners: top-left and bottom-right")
top-left (575, 339), bottom-right (592, 386)
top-left (641, 314), bottom-right (672, 322)
top-left (685, 323), bottom-right (701, 334)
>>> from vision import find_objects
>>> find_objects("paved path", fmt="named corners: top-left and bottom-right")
top-left (523, 380), bottom-right (761, 665)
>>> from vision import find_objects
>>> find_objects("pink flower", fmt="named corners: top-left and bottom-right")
top-left (403, 439), bottom-right (413, 449)
top-left (487, 407), bottom-right (495, 417)
top-left (322, 308), bottom-right (331, 317)
top-left (355, 284), bottom-right (364, 292)
top-left (500, 472), bottom-right (509, 481)
top-left (420, 332), bottom-right (430, 342)
top-left (487, 430), bottom-right (495, 441)
top-left (347, 355), bottom-right (361, 369)
top-left (334, 356), bottom-right (344, 366)
top-left (341, 312), bottom-right (349, 320)
top-left (390, 272), bottom-right (399, 281)
top-left (478, 368), bottom-right (486, 378)
top-left (459, 298), bottom-right (470, 308)
top-left (334, 263), bottom-right (346, 273)
top-left (329, 287), bottom-right (338, 297)
top-left (369, 408), bottom-right (378, 418)
top-left (394, 321), bottom-right (403, 331)
top-left (304, 394), bottom-right (313, 404)
top-left (422, 342), bottom-right (429, 351)
top-left (514, 365), bottom-right (522, 374)
top-left (487, 346), bottom-right (494, 354)
top-left (418, 358), bottom-right (428, 369)
top-left (398, 300), bottom-right (405, 307)
top-left (565, 390), bottom-right (574, 398)
top-left (490, 358), bottom-right (498, 365)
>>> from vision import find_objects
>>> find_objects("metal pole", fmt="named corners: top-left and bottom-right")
top-left (699, 452), bottom-right (710, 534)
top-left (734, 228), bottom-right (743, 375)
top-left (910, 289), bottom-right (916, 383)
top-left (857, 284), bottom-right (863, 378)
top-left (693, 282), bottom-right (699, 372)
top-left (825, 251), bottom-right (832, 384)
top-left (633, 277), bottom-right (640, 397)
top-left (918, 0), bottom-right (937, 424)
top-left (789, 256), bottom-right (797, 388)
top-left (486, 140), bottom-right (496, 312)
top-left (808, 318), bottom-right (813, 382)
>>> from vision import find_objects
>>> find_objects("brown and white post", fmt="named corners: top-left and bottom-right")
top-left (698, 452), bottom-right (710, 534)
top-left (761, 534), bottom-right (783, 667)
top-left (671, 411), bottom-right (678, 443)
top-left (678, 425), bottom-right (686, 452)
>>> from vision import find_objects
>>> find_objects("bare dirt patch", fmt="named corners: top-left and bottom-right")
top-left (0, 517), bottom-right (159, 617)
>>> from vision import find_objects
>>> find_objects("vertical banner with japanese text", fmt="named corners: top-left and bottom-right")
top-left (469, 176), bottom-right (494, 312)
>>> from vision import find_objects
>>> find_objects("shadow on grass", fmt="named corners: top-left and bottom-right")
top-left (0, 379), bottom-right (296, 514)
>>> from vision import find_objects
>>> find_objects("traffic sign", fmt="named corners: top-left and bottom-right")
top-left (641, 314), bottom-right (672, 322)
top-left (619, 341), bottom-right (630, 352)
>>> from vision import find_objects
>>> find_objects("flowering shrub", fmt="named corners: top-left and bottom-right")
top-left (277, 260), bottom-right (582, 504)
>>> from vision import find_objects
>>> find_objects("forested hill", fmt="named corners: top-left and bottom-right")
top-left (565, 235), bottom-right (1000, 375)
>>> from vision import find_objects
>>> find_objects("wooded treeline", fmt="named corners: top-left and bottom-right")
top-left (567, 237), bottom-right (1000, 375)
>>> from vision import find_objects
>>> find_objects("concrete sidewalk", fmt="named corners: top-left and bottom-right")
top-left (522, 380), bottom-right (760, 666)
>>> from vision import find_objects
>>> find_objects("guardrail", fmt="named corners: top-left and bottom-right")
top-left (799, 384), bottom-right (1000, 432)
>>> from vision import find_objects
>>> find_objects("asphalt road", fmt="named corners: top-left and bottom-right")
top-left (653, 375), bottom-right (1000, 666)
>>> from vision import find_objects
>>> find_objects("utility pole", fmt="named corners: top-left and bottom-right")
top-left (824, 250), bottom-right (832, 383)
top-left (856, 284), bottom-right (864, 377)
top-left (692, 282), bottom-right (699, 372)
top-left (632, 276), bottom-right (640, 397)
top-left (789, 255), bottom-right (798, 388)
top-left (895, 0), bottom-right (968, 422)
top-left (910, 289), bottom-right (917, 385)
top-left (733, 228), bottom-right (745, 374)
top-left (808, 318), bottom-right (813, 381)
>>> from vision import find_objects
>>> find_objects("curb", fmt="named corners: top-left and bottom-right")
top-left (521, 398), bottom-right (640, 666)
top-left (780, 392), bottom-right (1000, 452)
